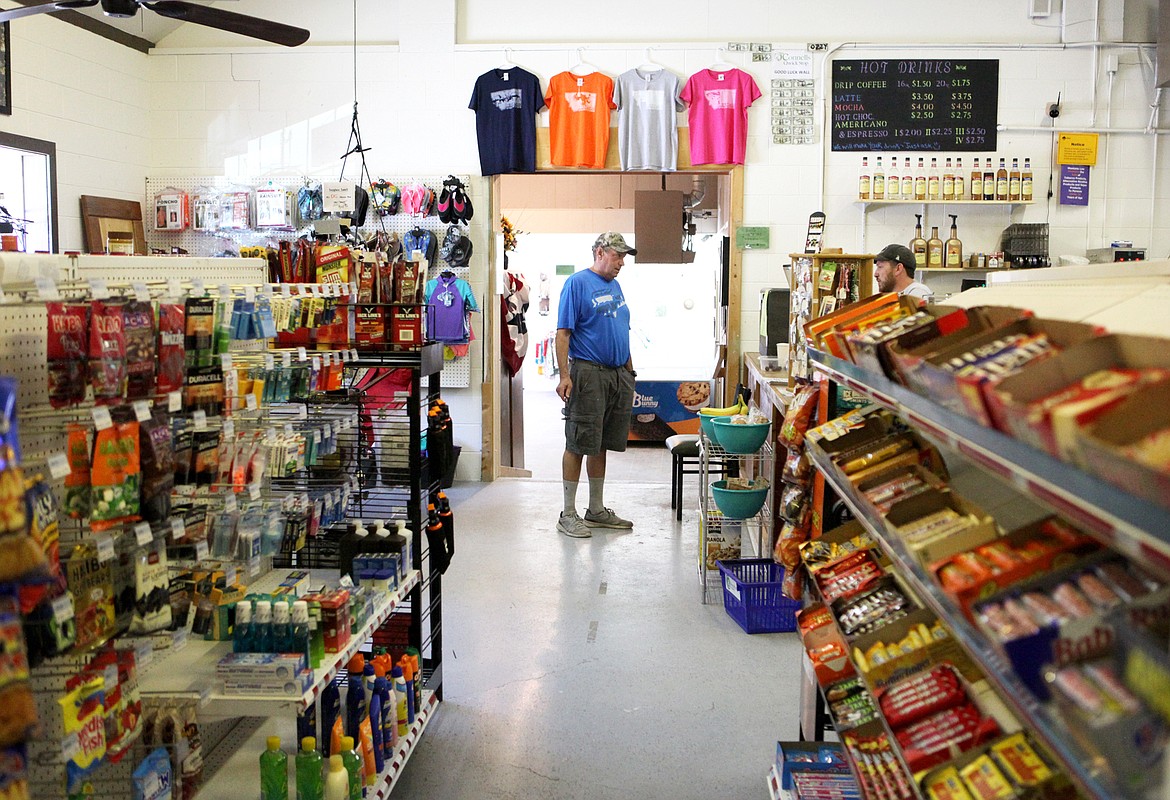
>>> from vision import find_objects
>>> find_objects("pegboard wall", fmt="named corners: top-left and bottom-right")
top-left (145, 176), bottom-right (477, 388)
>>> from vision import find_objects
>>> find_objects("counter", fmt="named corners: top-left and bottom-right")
top-left (743, 352), bottom-right (791, 426)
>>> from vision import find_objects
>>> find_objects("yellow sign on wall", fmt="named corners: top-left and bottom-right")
top-left (1057, 133), bottom-right (1099, 166)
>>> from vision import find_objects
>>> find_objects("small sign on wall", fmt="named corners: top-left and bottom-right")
top-left (736, 226), bottom-right (770, 250)
top-left (1059, 164), bottom-right (1090, 205)
top-left (1057, 132), bottom-right (1099, 165)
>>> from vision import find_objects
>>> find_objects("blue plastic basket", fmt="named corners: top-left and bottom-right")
top-left (715, 559), bottom-right (800, 634)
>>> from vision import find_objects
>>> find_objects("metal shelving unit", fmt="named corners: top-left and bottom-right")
top-left (806, 348), bottom-right (1161, 800)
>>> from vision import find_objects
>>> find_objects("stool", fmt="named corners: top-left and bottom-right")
top-left (665, 434), bottom-right (700, 521)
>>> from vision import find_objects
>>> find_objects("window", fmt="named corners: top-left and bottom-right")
top-left (0, 132), bottom-right (57, 253)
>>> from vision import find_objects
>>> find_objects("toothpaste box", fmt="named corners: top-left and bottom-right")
top-left (222, 668), bottom-right (313, 697)
top-left (216, 652), bottom-right (307, 680)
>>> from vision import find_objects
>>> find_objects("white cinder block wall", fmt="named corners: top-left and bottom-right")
top-left (6, 0), bottom-right (1168, 480)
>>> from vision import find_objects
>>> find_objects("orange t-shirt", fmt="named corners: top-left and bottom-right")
top-left (544, 71), bottom-right (616, 168)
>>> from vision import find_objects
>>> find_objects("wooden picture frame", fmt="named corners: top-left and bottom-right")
top-left (0, 22), bottom-right (10, 116)
top-left (80, 195), bottom-right (147, 255)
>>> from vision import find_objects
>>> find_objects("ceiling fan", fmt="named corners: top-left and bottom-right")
top-left (0, 0), bottom-right (310, 47)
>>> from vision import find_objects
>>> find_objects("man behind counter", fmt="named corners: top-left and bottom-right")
top-left (874, 243), bottom-right (933, 301)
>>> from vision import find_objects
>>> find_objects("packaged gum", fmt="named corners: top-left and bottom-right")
top-left (925, 766), bottom-right (975, 800)
top-left (989, 733), bottom-right (1052, 787)
top-left (958, 754), bottom-right (1016, 799)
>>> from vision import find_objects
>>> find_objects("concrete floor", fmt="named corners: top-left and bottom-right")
top-left (393, 388), bottom-right (804, 799)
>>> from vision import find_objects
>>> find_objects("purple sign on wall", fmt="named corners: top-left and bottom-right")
top-left (1059, 164), bottom-right (1090, 205)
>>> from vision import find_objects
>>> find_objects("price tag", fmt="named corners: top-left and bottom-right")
top-left (91, 406), bottom-right (113, 431)
top-left (224, 493), bottom-right (238, 513)
top-left (311, 357), bottom-right (321, 372)
top-left (297, 346), bottom-right (308, 362)
top-left (47, 453), bottom-right (71, 479)
top-left (282, 351), bottom-right (292, 369)
top-left (193, 410), bottom-right (208, 431)
top-left (223, 419), bottom-right (235, 439)
top-left (245, 286), bottom-right (256, 303)
top-left (35, 276), bottom-right (60, 301)
top-left (51, 594), bottom-right (74, 623)
top-left (298, 405), bottom-right (308, 420)
top-left (225, 565), bottom-right (237, 586)
top-left (0, 286), bottom-right (8, 304)
top-left (170, 517), bottom-right (185, 540)
top-left (264, 353), bottom-right (275, 371)
top-left (320, 352), bottom-right (331, 367)
top-left (331, 421), bottom-right (341, 438)
top-left (135, 522), bottom-right (153, 546)
top-left (309, 284), bottom-right (321, 297)
top-left (245, 393), bottom-right (258, 411)
top-left (96, 534), bottom-right (115, 563)
top-left (133, 638), bottom-right (153, 668)
top-left (284, 423), bottom-right (295, 436)
top-left (192, 278), bottom-right (205, 297)
top-left (266, 427), bottom-right (277, 444)
top-left (281, 283), bottom-right (292, 297)
top-left (218, 283), bottom-right (232, 300)
top-left (133, 282), bottom-right (151, 302)
top-left (166, 278), bottom-right (183, 298)
top-left (349, 282), bottom-right (359, 297)
top-left (349, 349), bottom-right (358, 362)
top-left (87, 278), bottom-right (109, 300)
top-left (249, 482), bottom-right (262, 501)
top-left (173, 628), bottom-right (188, 651)
top-left (220, 353), bottom-right (233, 371)
top-left (132, 400), bottom-right (152, 422)
top-left (169, 391), bottom-right (182, 412)
top-left (312, 430), bottom-right (322, 446)
top-left (61, 735), bottom-right (80, 761)
top-left (195, 540), bottom-right (209, 560)
top-left (249, 557), bottom-right (262, 577)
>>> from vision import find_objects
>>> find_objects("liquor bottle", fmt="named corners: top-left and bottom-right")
top-left (942, 157), bottom-right (955, 200)
top-left (887, 158), bottom-right (901, 200)
top-left (1021, 158), bottom-right (1033, 201)
top-left (970, 158), bottom-right (983, 201)
top-left (858, 157), bottom-right (871, 200)
top-left (926, 225), bottom-right (944, 268)
top-left (983, 159), bottom-right (996, 201)
top-left (901, 157), bottom-right (913, 200)
top-left (910, 214), bottom-right (928, 266)
top-left (914, 158), bottom-right (927, 200)
top-left (1008, 157), bottom-right (1021, 201)
top-left (927, 157), bottom-right (941, 200)
top-left (954, 157), bottom-right (966, 201)
top-left (995, 157), bottom-right (1008, 201)
top-left (873, 156), bottom-right (885, 200)
top-left (945, 214), bottom-right (963, 268)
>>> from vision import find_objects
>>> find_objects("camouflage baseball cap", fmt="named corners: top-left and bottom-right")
top-left (593, 232), bottom-right (637, 256)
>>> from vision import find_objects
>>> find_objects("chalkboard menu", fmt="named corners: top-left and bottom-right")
top-left (831, 59), bottom-right (999, 152)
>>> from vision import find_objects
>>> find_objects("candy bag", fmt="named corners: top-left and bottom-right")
top-left (64, 424), bottom-right (91, 519)
top-left (60, 676), bottom-right (106, 794)
top-left (156, 303), bottom-right (186, 397)
top-left (89, 420), bottom-right (140, 531)
top-left (129, 546), bottom-right (171, 635)
top-left (133, 747), bottom-right (172, 800)
top-left (46, 302), bottom-right (89, 408)
top-left (66, 543), bottom-right (116, 650)
top-left (0, 592), bottom-right (37, 748)
top-left (779, 383), bottom-right (819, 450)
top-left (138, 414), bottom-right (174, 524)
top-left (123, 300), bottom-right (157, 401)
top-left (89, 300), bottom-right (127, 405)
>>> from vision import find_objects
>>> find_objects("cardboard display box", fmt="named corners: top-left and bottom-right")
top-left (885, 488), bottom-right (999, 568)
top-left (1078, 379), bottom-right (1170, 513)
top-left (887, 306), bottom-right (1027, 392)
top-left (847, 304), bottom-right (977, 381)
top-left (849, 607), bottom-right (980, 690)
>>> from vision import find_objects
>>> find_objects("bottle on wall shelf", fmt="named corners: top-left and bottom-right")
top-left (942, 157), bottom-right (955, 200)
top-left (324, 755), bottom-right (349, 800)
top-left (1009, 157), bottom-right (1021, 201)
top-left (926, 225), bottom-right (944, 268)
top-left (995, 157), bottom-right (1009, 201)
top-left (970, 158), bottom-right (983, 201)
top-left (954, 157), bottom-right (966, 201)
top-left (260, 736), bottom-right (288, 800)
top-left (296, 737), bottom-right (324, 800)
top-left (983, 159), bottom-right (996, 201)
top-left (873, 156), bottom-right (885, 200)
top-left (945, 214), bottom-right (963, 268)
top-left (927, 157), bottom-right (941, 200)
top-left (1021, 158), bottom-right (1033, 201)
top-left (901, 157), bottom-right (913, 200)
top-left (887, 158), bottom-right (900, 199)
top-left (914, 157), bottom-right (927, 200)
top-left (858, 156), bottom-right (871, 200)
top-left (910, 214), bottom-right (928, 266)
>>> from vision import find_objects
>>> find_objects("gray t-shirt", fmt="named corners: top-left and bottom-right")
top-left (900, 281), bottom-right (934, 301)
top-left (613, 68), bottom-right (684, 171)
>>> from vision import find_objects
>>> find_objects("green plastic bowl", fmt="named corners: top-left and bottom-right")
top-left (711, 479), bottom-right (769, 519)
top-left (709, 417), bottom-right (771, 454)
top-left (699, 413), bottom-right (720, 441)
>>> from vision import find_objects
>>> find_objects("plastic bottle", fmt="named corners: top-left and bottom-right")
top-left (295, 736), bottom-right (324, 800)
top-left (307, 599), bottom-right (325, 669)
top-left (399, 658), bottom-right (416, 724)
top-left (260, 736), bottom-right (288, 800)
top-left (339, 736), bottom-right (362, 800)
top-left (406, 649), bottom-right (423, 714)
top-left (324, 755), bottom-right (348, 800)
top-left (345, 655), bottom-right (367, 738)
top-left (273, 600), bottom-right (292, 653)
top-left (254, 599), bottom-right (273, 653)
top-left (392, 665), bottom-right (408, 737)
top-left (320, 678), bottom-right (342, 757)
top-left (375, 674), bottom-right (395, 756)
top-left (361, 661), bottom-right (377, 710)
top-left (368, 684), bottom-right (385, 775)
top-left (337, 521), bottom-right (369, 582)
top-left (390, 520), bottom-right (411, 578)
top-left (297, 703), bottom-right (317, 757)
top-left (291, 600), bottom-right (312, 665)
top-left (233, 600), bottom-right (252, 653)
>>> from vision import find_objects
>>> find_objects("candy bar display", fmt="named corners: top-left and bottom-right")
top-left (831, 576), bottom-right (915, 637)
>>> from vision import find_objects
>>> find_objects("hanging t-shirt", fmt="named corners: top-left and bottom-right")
top-left (425, 274), bottom-right (479, 344)
top-left (544, 71), bottom-right (616, 169)
top-left (468, 67), bottom-right (545, 176)
top-left (613, 68), bottom-right (684, 171)
top-left (680, 68), bottom-right (762, 166)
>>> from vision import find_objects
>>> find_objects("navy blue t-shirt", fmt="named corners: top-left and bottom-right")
top-left (468, 68), bottom-right (544, 176)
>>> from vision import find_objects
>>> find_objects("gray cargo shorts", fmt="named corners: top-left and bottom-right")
top-left (565, 359), bottom-right (635, 455)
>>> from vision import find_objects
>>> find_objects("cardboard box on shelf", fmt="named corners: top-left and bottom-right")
top-left (887, 306), bottom-right (1027, 395)
top-left (885, 488), bottom-right (999, 568)
top-left (849, 608), bottom-right (980, 689)
top-left (846, 304), bottom-right (975, 380)
top-left (1078, 380), bottom-right (1170, 513)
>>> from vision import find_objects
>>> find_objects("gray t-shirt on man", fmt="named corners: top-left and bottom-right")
top-left (613, 68), bottom-right (684, 171)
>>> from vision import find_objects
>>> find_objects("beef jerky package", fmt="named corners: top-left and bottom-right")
top-left (156, 303), bottom-right (186, 397)
top-left (90, 300), bottom-right (127, 405)
top-left (129, 546), bottom-right (171, 635)
top-left (139, 413), bottom-right (174, 523)
top-left (46, 302), bottom-right (90, 408)
top-left (123, 300), bottom-right (157, 401)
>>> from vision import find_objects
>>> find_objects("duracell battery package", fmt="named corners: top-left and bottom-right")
top-left (184, 296), bottom-right (216, 368)
top-left (184, 365), bottom-right (224, 416)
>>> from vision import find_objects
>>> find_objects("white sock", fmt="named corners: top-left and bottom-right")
top-left (563, 480), bottom-right (578, 516)
top-left (587, 478), bottom-right (605, 515)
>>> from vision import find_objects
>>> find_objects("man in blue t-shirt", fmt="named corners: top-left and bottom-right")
top-left (555, 232), bottom-right (639, 538)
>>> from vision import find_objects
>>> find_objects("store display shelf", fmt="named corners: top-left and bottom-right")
top-left (915, 267), bottom-right (1004, 274)
top-left (809, 349), bottom-right (1170, 571)
top-left (367, 690), bottom-right (440, 800)
top-left (351, 342), bottom-right (444, 373)
top-left (805, 440), bottom-right (1127, 800)
top-left (857, 199), bottom-right (1033, 207)
top-left (137, 568), bottom-right (420, 717)
top-left (767, 764), bottom-right (785, 800)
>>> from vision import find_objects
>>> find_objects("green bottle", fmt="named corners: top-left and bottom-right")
top-left (295, 736), bottom-right (324, 800)
top-left (339, 736), bottom-right (363, 800)
top-left (260, 736), bottom-right (288, 800)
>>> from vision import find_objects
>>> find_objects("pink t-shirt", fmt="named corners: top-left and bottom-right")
top-left (680, 68), bottom-right (761, 165)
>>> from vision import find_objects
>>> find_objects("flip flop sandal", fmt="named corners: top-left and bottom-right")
top-left (437, 180), bottom-right (454, 222)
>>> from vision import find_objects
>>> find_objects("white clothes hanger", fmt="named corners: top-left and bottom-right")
top-left (637, 47), bottom-right (664, 73)
top-left (570, 47), bottom-right (600, 76)
top-left (498, 48), bottom-right (518, 69)
top-left (708, 46), bottom-right (735, 72)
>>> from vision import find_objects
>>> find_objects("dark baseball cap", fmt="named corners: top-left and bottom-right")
top-left (875, 243), bottom-right (916, 272)
top-left (594, 231), bottom-right (637, 256)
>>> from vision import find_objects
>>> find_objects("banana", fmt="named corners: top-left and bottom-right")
top-left (699, 398), bottom-right (748, 416)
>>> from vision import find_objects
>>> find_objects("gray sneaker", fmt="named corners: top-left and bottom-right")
top-left (557, 512), bottom-right (592, 538)
top-left (584, 507), bottom-right (633, 529)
